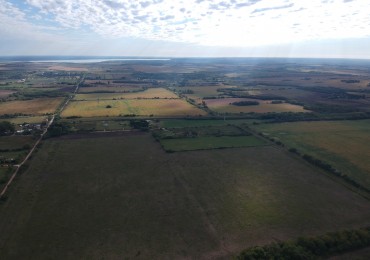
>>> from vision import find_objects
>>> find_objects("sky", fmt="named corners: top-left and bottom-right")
top-left (0, 0), bottom-right (370, 58)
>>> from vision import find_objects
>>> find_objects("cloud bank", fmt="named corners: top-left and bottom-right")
top-left (1, 0), bottom-right (370, 57)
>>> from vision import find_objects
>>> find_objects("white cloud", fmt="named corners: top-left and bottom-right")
top-left (3, 0), bottom-right (370, 50)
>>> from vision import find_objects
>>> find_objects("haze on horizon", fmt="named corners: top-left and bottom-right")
top-left (0, 0), bottom-right (369, 59)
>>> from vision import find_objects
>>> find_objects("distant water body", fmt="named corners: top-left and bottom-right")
top-left (0, 56), bottom-right (171, 63)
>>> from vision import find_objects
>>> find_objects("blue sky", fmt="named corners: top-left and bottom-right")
top-left (1, 0), bottom-right (370, 58)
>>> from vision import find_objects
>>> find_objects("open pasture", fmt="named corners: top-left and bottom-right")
top-left (6, 116), bottom-right (47, 125)
top-left (205, 98), bottom-right (308, 113)
top-left (0, 135), bottom-right (35, 150)
top-left (62, 99), bottom-right (206, 117)
top-left (0, 97), bottom-right (63, 115)
top-left (1, 134), bottom-right (370, 259)
top-left (0, 90), bottom-right (15, 98)
top-left (254, 120), bottom-right (370, 189)
top-left (160, 135), bottom-right (267, 151)
top-left (159, 118), bottom-right (260, 128)
top-left (78, 85), bottom-right (143, 93)
top-left (75, 88), bottom-right (178, 100)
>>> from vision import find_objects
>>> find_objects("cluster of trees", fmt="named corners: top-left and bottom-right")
top-left (231, 101), bottom-right (259, 106)
top-left (129, 119), bottom-right (149, 130)
top-left (46, 123), bottom-right (70, 137)
top-left (238, 227), bottom-right (370, 259)
top-left (0, 121), bottom-right (15, 136)
top-left (341, 79), bottom-right (360, 83)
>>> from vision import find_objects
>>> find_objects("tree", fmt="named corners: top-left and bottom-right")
top-left (0, 121), bottom-right (15, 136)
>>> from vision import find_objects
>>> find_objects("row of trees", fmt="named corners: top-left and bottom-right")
top-left (238, 227), bottom-right (370, 259)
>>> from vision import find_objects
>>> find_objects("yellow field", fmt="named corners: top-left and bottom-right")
top-left (75, 88), bottom-right (179, 100)
top-left (62, 99), bottom-right (206, 117)
top-left (0, 98), bottom-right (63, 115)
top-left (255, 120), bottom-right (370, 188)
top-left (205, 98), bottom-right (308, 113)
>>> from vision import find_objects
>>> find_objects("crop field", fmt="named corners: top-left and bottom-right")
top-left (74, 88), bottom-right (178, 100)
top-left (1, 134), bottom-right (370, 259)
top-left (160, 135), bottom-right (268, 151)
top-left (159, 119), bottom-right (260, 128)
top-left (78, 86), bottom-right (143, 93)
top-left (205, 98), bottom-right (308, 113)
top-left (0, 98), bottom-right (64, 115)
top-left (62, 99), bottom-right (206, 117)
top-left (254, 120), bottom-right (370, 189)
top-left (0, 90), bottom-right (15, 98)
top-left (6, 116), bottom-right (48, 125)
top-left (0, 136), bottom-right (35, 150)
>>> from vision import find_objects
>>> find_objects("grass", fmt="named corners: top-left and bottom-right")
top-left (0, 98), bottom-right (64, 115)
top-left (159, 119), bottom-right (261, 128)
top-left (1, 134), bottom-right (370, 259)
top-left (75, 88), bottom-right (179, 100)
top-left (254, 120), bottom-right (370, 189)
top-left (5, 116), bottom-right (48, 125)
top-left (78, 86), bottom-right (143, 93)
top-left (0, 136), bottom-right (35, 150)
top-left (205, 98), bottom-right (308, 113)
top-left (61, 119), bottom-right (132, 131)
top-left (61, 99), bottom-right (207, 117)
top-left (160, 135), bottom-right (268, 151)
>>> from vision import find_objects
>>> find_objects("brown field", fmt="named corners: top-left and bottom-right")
top-left (205, 98), bottom-right (308, 113)
top-left (75, 88), bottom-right (179, 100)
top-left (0, 98), bottom-right (63, 115)
top-left (62, 99), bottom-right (206, 117)
top-left (0, 90), bottom-right (15, 98)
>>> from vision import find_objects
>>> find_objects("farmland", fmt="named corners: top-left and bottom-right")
top-left (0, 98), bottom-right (64, 116)
top-left (74, 87), bottom-right (179, 100)
top-left (1, 58), bottom-right (370, 259)
top-left (205, 98), bottom-right (308, 114)
top-left (253, 120), bottom-right (370, 190)
top-left (61, 99), bottom-right (206, 117)
top-left (1, 134), bottom-right (370, 259)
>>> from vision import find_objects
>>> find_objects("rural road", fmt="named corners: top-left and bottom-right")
top-left (0, 76), bottom-right (84, 199)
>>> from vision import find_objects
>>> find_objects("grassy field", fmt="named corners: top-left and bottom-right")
top-left (0, 98), bottom-right (64, 115)
top-left (159, 119), bottom-right (262, 128)
top-left (62, 99), bottom-right (206, 117)
top-left (6, 116), bottom-right (48, 125)
top-left (1, 134), bottom-right (370, 259)
top-left (160, 135), bottom-right (268, 151)
top-left (254, 120), bottom-right (370, 189)
top-left (205, 98), bottom-right (308, 113)
top-left (74, 88), bottom-right (178, 100)
top-left (78, 86), bottom-right (143, 93)
top-left (0, 136), bottom-right (35, 150)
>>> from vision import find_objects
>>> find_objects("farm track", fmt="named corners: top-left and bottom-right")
top-left (0, 76), bottom-right (84, 200)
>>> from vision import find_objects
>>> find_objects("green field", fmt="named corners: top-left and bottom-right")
top-left (1, 134), bottom-right (370, 259)
top-left (160, 135), bottom-right (268, 151)
top-left (0, 136), bottom-right (35, 150)
top-left (253, 120), bottom-right (370, 189)
top-left (159, 119), bottom-right (261, 128)
top-left (74, 88), bottom-right (179, 100)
